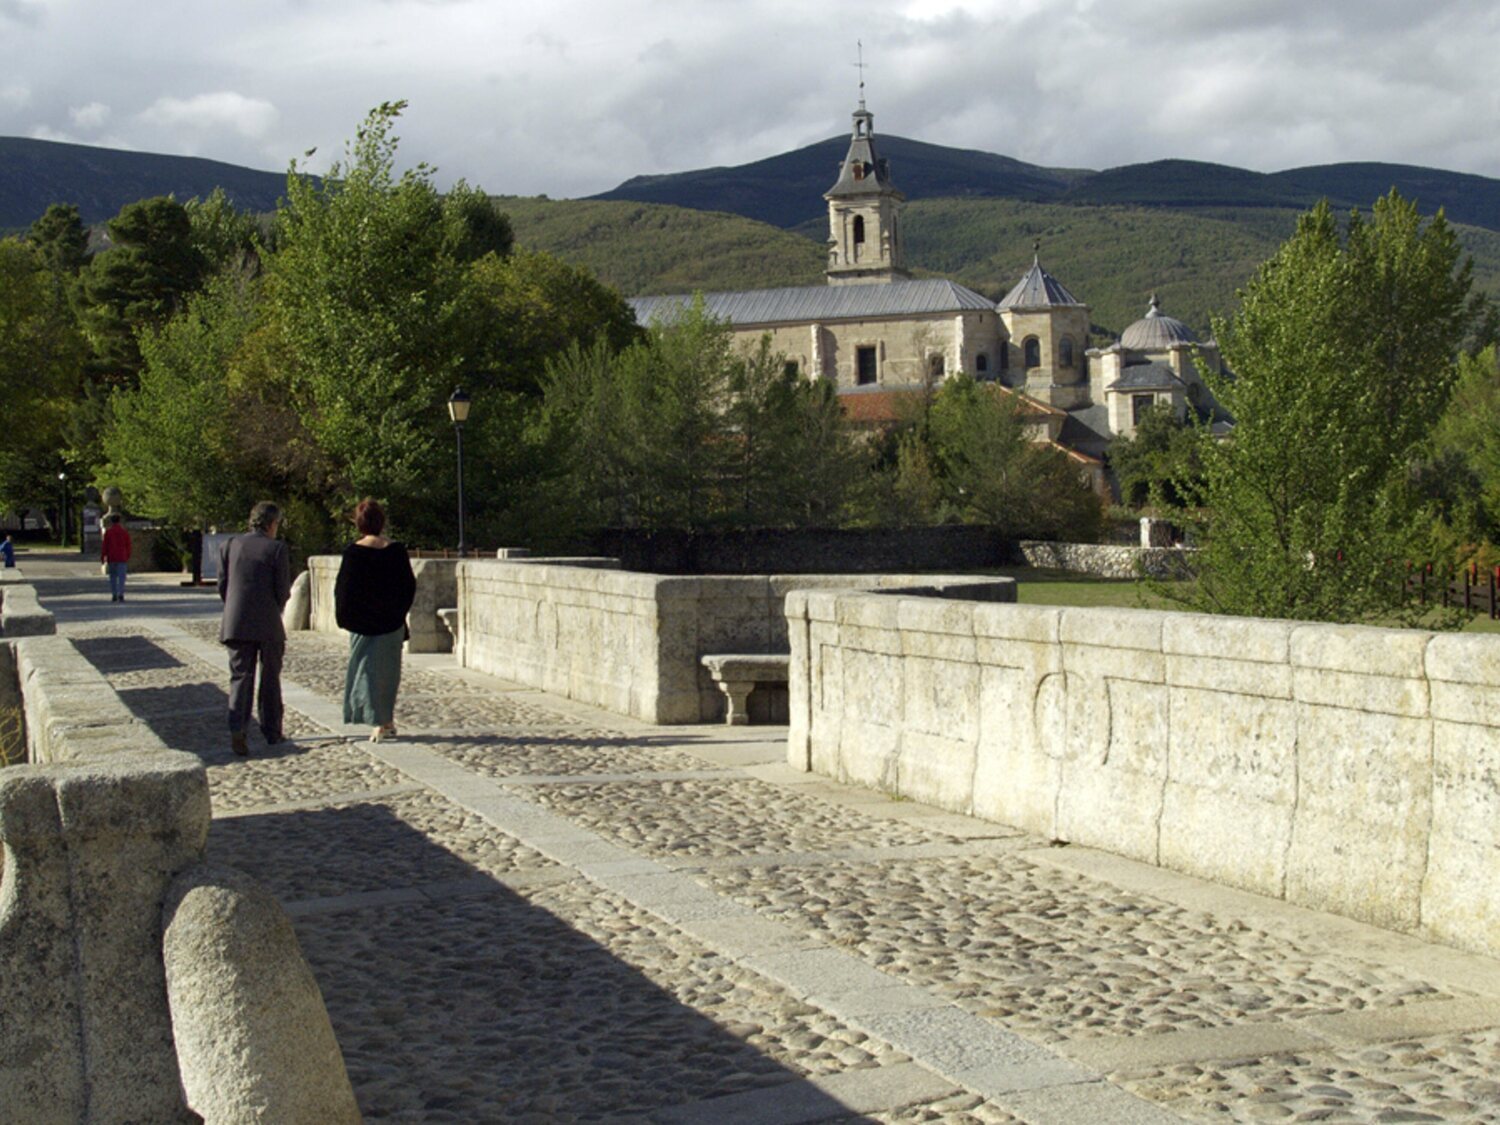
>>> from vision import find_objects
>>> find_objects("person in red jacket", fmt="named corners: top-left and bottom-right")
top-left (101, 514), bottom-right (132, 602)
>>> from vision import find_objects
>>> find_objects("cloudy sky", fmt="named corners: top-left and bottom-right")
top-left (4, 0), bottom-right (1499, 198)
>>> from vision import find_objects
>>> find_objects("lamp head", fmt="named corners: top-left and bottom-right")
top-left (447, 386), bottom-right (472, 425)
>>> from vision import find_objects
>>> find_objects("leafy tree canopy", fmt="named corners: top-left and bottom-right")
top-left (1190, 191), bottom-right (1478, 623)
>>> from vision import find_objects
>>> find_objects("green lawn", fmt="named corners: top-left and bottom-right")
top-left (988, 566), bottom-right (1500, 634)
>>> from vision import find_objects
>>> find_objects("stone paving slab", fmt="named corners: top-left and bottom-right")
top-left (26, 565), bottom-right (1500, 1123)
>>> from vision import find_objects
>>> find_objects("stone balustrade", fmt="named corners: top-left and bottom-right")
top-left (786, 590), bottom-right (1500, 959)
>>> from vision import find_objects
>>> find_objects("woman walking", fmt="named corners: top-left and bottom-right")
top-left (335, 499), bottom-right (417, 742)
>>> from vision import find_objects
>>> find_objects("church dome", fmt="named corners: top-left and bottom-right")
top-left (1121, 294), bottom-right (1196, 350)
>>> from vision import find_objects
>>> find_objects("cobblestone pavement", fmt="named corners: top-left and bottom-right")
top-left (24, 562), bottom-right (1500, 1123)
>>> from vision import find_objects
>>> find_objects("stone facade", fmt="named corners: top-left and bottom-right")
top-left (455, 559), bottom-right (1015, 724)
top-left (786, 591), bottom-right (1500, 959)
top-left (629, 99), bottom-right (1230, 466)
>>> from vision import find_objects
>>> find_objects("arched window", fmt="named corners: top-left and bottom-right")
top-left (1023, 337), bottom-right (1041, 368)
top-left (975, 353), bottom-right (989, 373)
top-left (1059, 337), bottom-right (1074, 368)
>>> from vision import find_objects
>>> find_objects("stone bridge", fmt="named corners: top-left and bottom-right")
top-left (4, 553), bottom-right (1499, 1122)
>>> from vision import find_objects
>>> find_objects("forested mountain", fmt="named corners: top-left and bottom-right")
top-left (7, 133), bottom-right (1500, 339)
top-left (592, 136), bottom-right (1500, 236)
top-left (507, 194), bottom-right (1500, 339)
top-left (0, 136), bottom-right (293, 230)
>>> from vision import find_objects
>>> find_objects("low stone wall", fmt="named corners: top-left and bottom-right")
top-left (0, 580), bottom-right (56, 636)
top-left (0, 635), bottom-right (355, 1120)
top-left (458, 559), bottom-right (1016, 724)
top-left (307, 554), bottom-right (460, 653)
top-left (1017, 539), bottom-right (1197, 580)
top-left (593, 525), bottom-right (1009, 575)
top-left (786, 592), bottom-right (1500, 959)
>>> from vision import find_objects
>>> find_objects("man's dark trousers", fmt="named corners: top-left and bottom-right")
top-left (226, 638), bottom-right (285, 740)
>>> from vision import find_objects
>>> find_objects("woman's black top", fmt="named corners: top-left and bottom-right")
top-left (334, 541), bottom-right (417, 636)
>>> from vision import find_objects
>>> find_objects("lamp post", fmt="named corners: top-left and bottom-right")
top-left (447, 387), bottom-right (471, 557)
top-left (57, 471), bottom-right (68, 549)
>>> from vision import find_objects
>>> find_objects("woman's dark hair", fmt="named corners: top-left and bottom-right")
top-left (354, 498), bottom-right (386, 537)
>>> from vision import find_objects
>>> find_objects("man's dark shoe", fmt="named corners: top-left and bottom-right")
top-left (231, 732), bottom-right (249, 758)
top-left (262, 733), bottom-right (285, 746)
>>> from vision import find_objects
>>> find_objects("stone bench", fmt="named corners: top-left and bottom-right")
top-left (699, 654), bottom-right (790, 726)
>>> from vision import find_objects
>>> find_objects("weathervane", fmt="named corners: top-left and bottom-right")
top-left (854, 40), bottom-right (867, 108)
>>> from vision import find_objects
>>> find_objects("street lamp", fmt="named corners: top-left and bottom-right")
top-left (57, 471), bottom-right (68, 549)
top-left (447, 387), bottom-right (471, 556)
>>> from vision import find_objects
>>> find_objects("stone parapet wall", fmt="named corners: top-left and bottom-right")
top-left (786, 593), bottom-right (1500, 959)
top-left (458, 560), bottom-right (1016, 724)
top-left (0, 635), bottom-right (354, 1119)
top-left (307, 555), bottom-right (462, 653)
top-left (0, 580), bottom-right (56, 636)
top-left (1018, 539), bottom-right (1197, 580)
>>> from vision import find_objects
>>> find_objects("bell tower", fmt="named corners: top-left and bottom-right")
top-left (824, 98), bottom-right (907, 286)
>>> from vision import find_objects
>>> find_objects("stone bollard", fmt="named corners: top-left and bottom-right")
top-left (283, 570), bottom-right (312, 632)
top-left (163, 864), bottom-right (361, 1123)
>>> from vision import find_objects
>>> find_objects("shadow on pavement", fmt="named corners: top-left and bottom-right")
top-left (211, 801), bottom-right (862, 1121)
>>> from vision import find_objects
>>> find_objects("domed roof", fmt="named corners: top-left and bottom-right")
top-left (1121, 294), bottom-right (1196, 351)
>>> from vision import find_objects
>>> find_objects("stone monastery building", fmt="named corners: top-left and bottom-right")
top-left (629, 98), bottom-right (1227, 464)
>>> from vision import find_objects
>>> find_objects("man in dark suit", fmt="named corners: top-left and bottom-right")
top-left (219, 501), bottom-right (292, 757)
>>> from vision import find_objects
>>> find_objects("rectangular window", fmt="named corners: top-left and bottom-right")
top-left (783, 360), bottom-right (800, 379)
top-left (856, 346), bottom-right (878, 385)
top-left (1132, 394), bottom-right (1155, 426)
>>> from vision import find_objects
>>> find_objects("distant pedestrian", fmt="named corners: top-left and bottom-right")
top-left (101, 514), bottom-right (132, 601)
top-left (1, 534), bottom-right (14, 568)
top-left (335, 498), bottom-right (416, 743)
top-left (218, 501), bottom-right (292, 758)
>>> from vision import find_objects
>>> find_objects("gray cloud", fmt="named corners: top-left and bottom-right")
top-left (1, 0), bottom-right (1497, 199)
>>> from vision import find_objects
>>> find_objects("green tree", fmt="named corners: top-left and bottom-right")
top-left (1108, 403), bottom-right (1204, 511)
top-left (77, 195), bottom-right (209, 386)
top-left (1190, 192), bottom-right (1477, 622)
top-left (467, 248), bottom-right (638, 396)
top-left (0, 237), bottom-right (86, 516)
top-left (185, 188), bottom-right (264, 274)
top-left (101, 272), bottom-right (262, 528)
top-left (27, 203), bottom-right (89, 278)
top-left (926, 375), bottom-right (1103, 540)
top-left (266, 101), bottom-right (499, 540)
top-left (1420, 345), bottom-right (1500, 568)
top-left (533, 301), bottom-right (866, 539)
top-left (721, 335), bottom-right (866, 527)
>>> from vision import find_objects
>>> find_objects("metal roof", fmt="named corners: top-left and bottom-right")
top-left (1107, 362), bottom-right (1185, 392)
top-left (629, 278), bottom-right (996, 328)
top-left (1121, 294), bottom-right (1197, 350)
top-left (998, 256), bottom-right (1085, 310)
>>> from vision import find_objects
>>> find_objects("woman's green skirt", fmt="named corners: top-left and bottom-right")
top-left (344, 627), bottom-right (405, 726)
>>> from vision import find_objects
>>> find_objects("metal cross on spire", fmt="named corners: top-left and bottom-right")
top-left (854, 40), bottom-right (867, 108)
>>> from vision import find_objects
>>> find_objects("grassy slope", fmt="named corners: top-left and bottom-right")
top-left (497, 196), bottom-right (824, 295)
top-left (505, 194), bottom-right (1500, 338)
